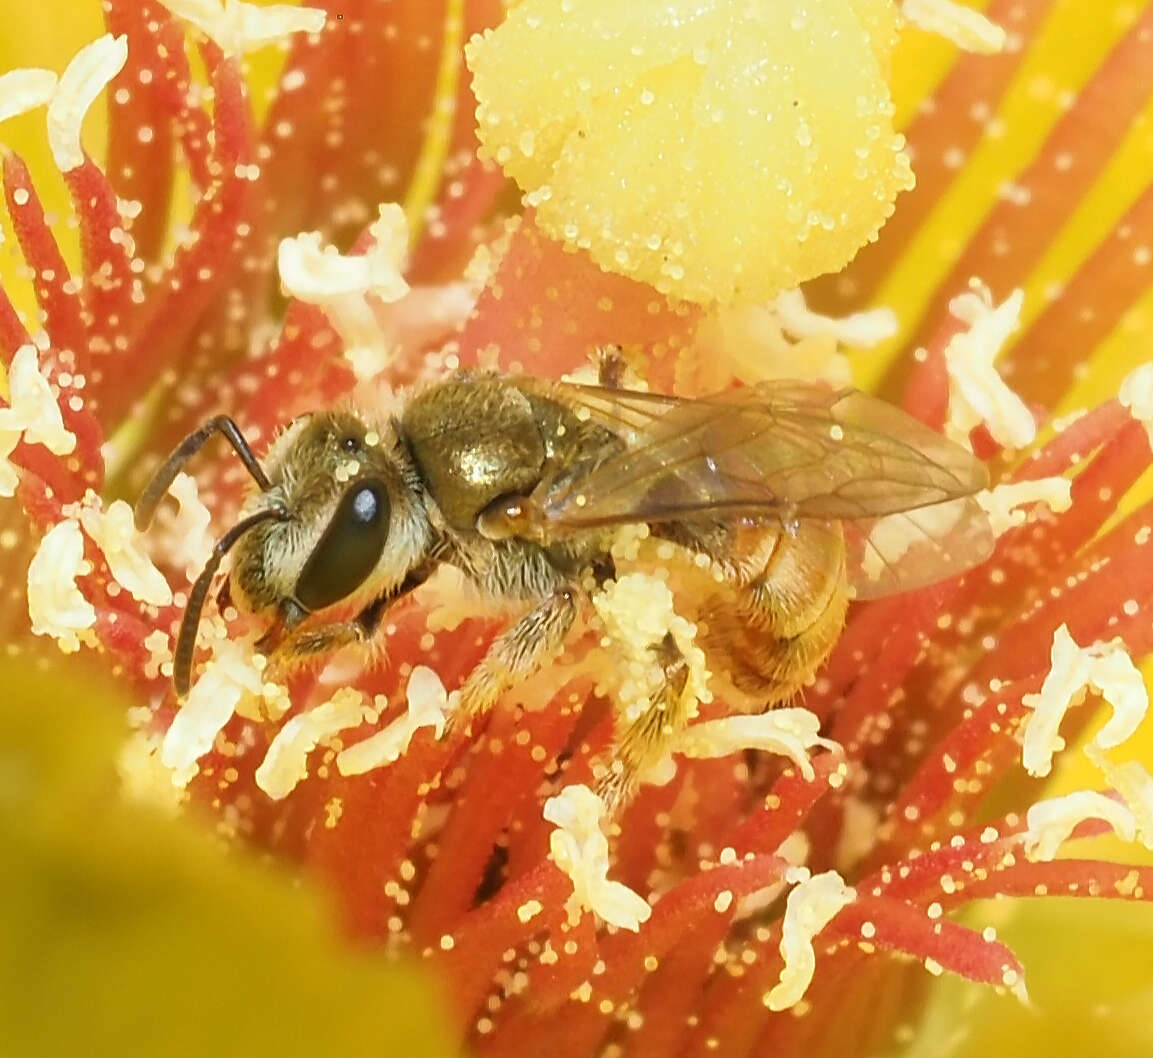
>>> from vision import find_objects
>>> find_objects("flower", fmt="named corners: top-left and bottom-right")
top-left (3, 0), bottom-right (1153, 1055)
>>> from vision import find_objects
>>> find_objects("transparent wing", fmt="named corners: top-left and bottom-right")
top-left (538, 380), bottom-right (990, 527)
top-left (845, 496), bottom-right (995, 600)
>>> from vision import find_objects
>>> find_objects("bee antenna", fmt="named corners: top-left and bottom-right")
top-left (173, 508), bottom-right (288, 699)
top-left (134, 416), bottom-right (273, 532)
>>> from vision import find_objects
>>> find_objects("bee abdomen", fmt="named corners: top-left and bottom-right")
top-left (704, 522), bottom-right (849, 704)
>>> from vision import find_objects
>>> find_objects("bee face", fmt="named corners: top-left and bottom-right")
top-left (229, 409), bottom-right (431, 622)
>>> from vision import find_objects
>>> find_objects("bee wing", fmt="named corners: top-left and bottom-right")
top-left (844, 495), bottom-right (995, 600)
top-left (540, 380), bottom-right (990, 526)
top-left (543, 381), bottom-right (681, 445)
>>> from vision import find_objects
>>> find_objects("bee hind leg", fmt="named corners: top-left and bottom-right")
top-left (597, 632), bottom-right (694, 813)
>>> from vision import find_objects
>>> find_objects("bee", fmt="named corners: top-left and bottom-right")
top-left (136, 350), bottom-right (992, 803)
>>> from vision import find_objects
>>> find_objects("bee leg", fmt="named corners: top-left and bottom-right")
top-left (455, 586), bottom-right (580, 727)
top-left (597, 632), bottom-right (692, 812)
top-left (595, 345), bottom-right (628, 388)
top-left (260, 564), bottom-right (434, 676)
top-left (262, 592), bottom-right (394, 674)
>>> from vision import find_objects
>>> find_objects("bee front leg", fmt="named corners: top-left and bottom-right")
top-left (262, 592), bottom-right (393, 675)
top-left (454, 586), bottom-right (580, 728)
top-left (597, 632), bottom-right (693, 812)
top-left (260, 563), bottom-right (434, 678)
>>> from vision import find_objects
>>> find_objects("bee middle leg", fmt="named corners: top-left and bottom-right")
top-left (455, 585), bottom-right (580, 726)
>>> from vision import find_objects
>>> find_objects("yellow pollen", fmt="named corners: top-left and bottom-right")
top-left (467, 0), bottom-right (913, 304)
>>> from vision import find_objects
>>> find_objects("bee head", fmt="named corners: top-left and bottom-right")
top-left (136, 409), bottom-right (431, 697)
top-left (229, 409), bottom-right (430, 619)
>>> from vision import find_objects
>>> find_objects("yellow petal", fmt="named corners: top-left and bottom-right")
top-left (0, 656), bottom-right (453, 1056)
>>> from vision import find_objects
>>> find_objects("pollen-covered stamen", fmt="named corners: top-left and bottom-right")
top-left (0, 344), bottom-right (77, 458)
top-left (72, 498), bottom-right (173, 608)
top-left (256, 688), bottom-right (378, 799)
top-left (1085, 747), bottom-right (1153, 851)
top-left (0, 342), bottom-right (80, 497)
top-left (278, 203), bottom-right (411, 379)
top-left (944, 282), bottom-right (1035, 450)
top-left (2, 156), bottom-right (89, 372)
top-left (0, 68), bottom-right (58, 123)
top-left (675, 709), bottom-right (841, 783)
top-left (1020, 624), bottom-right (1148, 777)
top-left (102, 56), bottom-right (255, 422)
top-left (161, 638), bottom-right (267, 786)
top-left (543, 784), bottom-right (652, 932)
top-left (1022, 791), bottom-right (1139, 861)
top-left (165, 0), bottom-right (327, 56)
top-left (337, 666), bottom-right (451, 776)
top-left (0, 432), bottom-right (19, 497)
top-left (152, 472), bottom-right (214, 580)
top-left (26, 519), bottom-right (97, 654)
top-left (142, 629), bottom-right (173, 683)
top-left (690, 301), bottom-right (854, 393)
top-left (591, 572), bottom-right (711, 725)
top-left (117, 728), bottom-right (186, 815)
top-left (279, 206), bottom-right (409, 302)
top-left (901, 0), bottom-right (1008, 55)
top-left (1118, 361), bottom-right (1153, 446)
top-left (976, 477), bottom-right (1073, 536)
top-left (773, 288), bottom-right (898, 349)
top-left (47, 34), bottom-right (129, 173)
top-left (367, 281), bottom-right (482, 374)
top-left (763, 867), bottom-right (857, 1011)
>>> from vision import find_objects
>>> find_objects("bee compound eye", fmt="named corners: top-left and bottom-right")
top-left (295, 480), bottom-right (392, 611)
